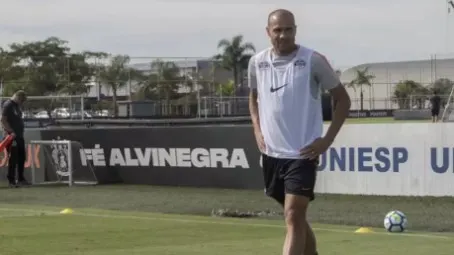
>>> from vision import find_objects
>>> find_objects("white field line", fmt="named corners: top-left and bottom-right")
top-left (0, 207), bottom-right (450, 240)
top-left (0, 213), bottom-right (60, 219)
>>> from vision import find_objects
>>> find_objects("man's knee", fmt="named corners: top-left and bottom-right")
top-left (284, 209), bottom-right (305, 230)
top-left (17, 148), bottom-right (25, 161)
top-left (283, 194), bottom-right (309, 227)
top-left (8, 149), bottom-right (17, 162)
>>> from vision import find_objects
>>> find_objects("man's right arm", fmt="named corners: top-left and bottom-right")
top-left (1, 102), bottom-right (14, 134)
top-left (248, 55), bottom-right (261, 134)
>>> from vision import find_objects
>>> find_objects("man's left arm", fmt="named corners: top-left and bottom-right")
top-left (313, 52), bottom-right (351, 143)
top-left (1, 102), bottom-right (15, 135)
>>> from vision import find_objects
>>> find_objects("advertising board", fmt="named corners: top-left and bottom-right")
top-left (316, 123), bottom-right (453, 196)
top-left (29, 123), bottom-right (454, 197)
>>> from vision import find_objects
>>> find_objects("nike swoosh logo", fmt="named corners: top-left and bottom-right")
top-left (270, 84), bottom-right (288, 93)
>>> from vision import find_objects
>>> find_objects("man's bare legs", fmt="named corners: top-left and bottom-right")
top-left (305, 222), bottom-right (317, 255)
top-left (282, 194), bottom-right (313, 255)
top-left (277, 197), bottom-right (317, 255)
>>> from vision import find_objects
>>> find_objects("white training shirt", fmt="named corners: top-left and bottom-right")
top-left (248, 45), bottom-right (341, 159)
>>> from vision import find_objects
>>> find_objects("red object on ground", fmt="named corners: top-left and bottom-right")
top-left (0, 134), bottom-right (14, 151)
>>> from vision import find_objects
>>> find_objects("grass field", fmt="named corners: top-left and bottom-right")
top-left (1, 205), bottom-right (453, 255)
top-left (0, 117), bottom-right (443, 254)
top-left (0, 184), bottom-right (453, 254)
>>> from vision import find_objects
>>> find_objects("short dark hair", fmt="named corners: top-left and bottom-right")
top-left (14, 90), bottom-right (27, 101)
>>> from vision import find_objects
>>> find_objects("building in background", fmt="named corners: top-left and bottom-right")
top-left (84, 58), bottom-right (235, 99)
top-left (340, 57), bottom-right (454, 110)
top-left (82, 55), bottom-right (454, 112)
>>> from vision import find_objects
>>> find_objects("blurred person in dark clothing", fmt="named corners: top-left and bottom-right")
top-left (1, 90), bottom-right (30, 187)
top-left (430, 91), bottom-right (441, 123)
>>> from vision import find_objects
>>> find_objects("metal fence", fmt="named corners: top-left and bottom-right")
top-left (199, 96), bottom-right (249, 117)
top-left (340, 52), bottom-right (454, 110)
top-left (0, 55), bottom-right (237, 99)
top-left (348, 95), bottom-right (449, 110)
top-left (407, 94), bottom-right (450, 110)
top-left (2, 53), bottom-right (454, 116)
top-left (0, 95), bottom-right (113, 120)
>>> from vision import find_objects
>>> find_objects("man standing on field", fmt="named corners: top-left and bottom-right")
top-left (430, 91), bottom-right (441, 123)
top-left (1, 90), bottom-right (29, 188)
top-left (248, 9), bottom-right (351, 255)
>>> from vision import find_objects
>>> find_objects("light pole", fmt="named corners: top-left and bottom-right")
top-left (446, 1), bottom-right (454, 52)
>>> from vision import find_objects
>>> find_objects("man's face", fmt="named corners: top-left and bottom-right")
top-left (17, 95), bottom-right (27, 105)
top-left (266, 14), bottom-right (297, 53)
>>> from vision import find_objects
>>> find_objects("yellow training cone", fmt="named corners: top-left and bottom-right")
top-left (60, 208), bottom-right (74, 215)
top-left (354, 227), bottom-right (374, 234)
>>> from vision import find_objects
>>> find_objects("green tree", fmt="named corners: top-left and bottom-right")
top-left (216, 79), bottom-right (236, 96)
top-left (430, 78), bottom-right (453, 95)
top-left (393, 80), bottom-right (428, 109)
top-left (0, 48), bottom-right (22, 97)
top-left (83, 51), bottom-right (110, 100)
top-left (349, 66), bottom-right (375, 111)
top-left (137, 59), bottom-right (183, 101)
top-left (59, 52), bottom-right (99, 95)
top-left (5, 37), bottom-right (95, 96)
top-left (99, 54), bottom-right (134, 117)
top-left (0, 48), bottom-right (15, 82)
top-left (0, 37), bottom-right (101, 116)
top-left (8, 37), bottom-right (71, 95)
top-left (214, 35), bottom-right (255, 88)
top-left (430, 78), bottom-right (454, 107)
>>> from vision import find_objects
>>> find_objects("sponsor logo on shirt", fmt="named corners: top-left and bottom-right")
top-left (258, 61), bottom-right (270, 69)
top-left (270, 84), bottom-right (288, 93)
top-left (294, 59), bottom-right (306, 68)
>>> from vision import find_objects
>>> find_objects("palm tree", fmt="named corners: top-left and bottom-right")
top-left (349, 66), bottom-right (375, 111)
top-left (214, 35), bottom-right (256, 88)
top-left (138, 60), bottom-right (183, 100)
top-left (99, 55), bottom-right (132, 117)
top-left (135, 59), bottom-right (186, 115)
top-left (84, 51), bottom-right (109, 100)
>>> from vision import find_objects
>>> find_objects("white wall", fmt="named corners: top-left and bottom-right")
top-left (316, 123), bottom-right (454, 197)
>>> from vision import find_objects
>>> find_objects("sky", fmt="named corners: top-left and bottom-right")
top-left (0, 0), bottom-right (453, 69)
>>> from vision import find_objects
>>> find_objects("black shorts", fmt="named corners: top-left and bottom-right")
top-left (431, 108), bottom-right (440, 117)
top-left (262, 154), bottom-right (318, 205)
